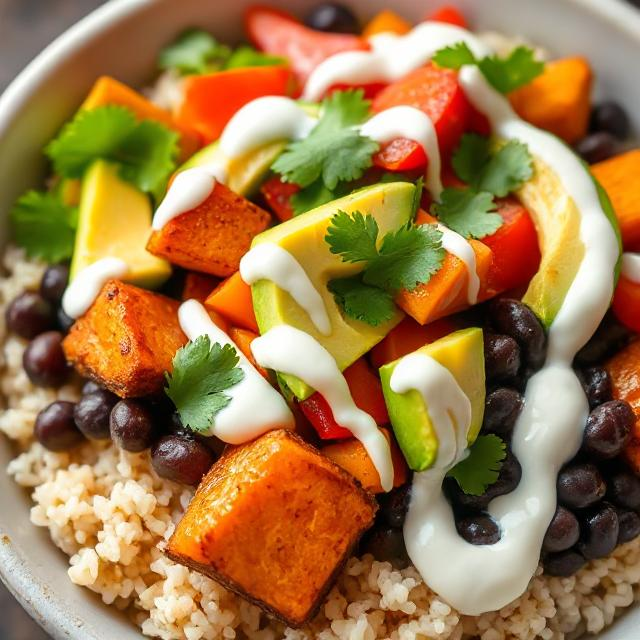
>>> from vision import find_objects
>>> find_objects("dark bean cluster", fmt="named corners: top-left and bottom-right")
top-left (303, 2), bottom-right (359, 34)
top-left (575, 101), bottom-right (630, 164)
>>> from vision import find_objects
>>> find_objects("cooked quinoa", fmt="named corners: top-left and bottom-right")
top-left (2, 247), bottom-right (640, 640)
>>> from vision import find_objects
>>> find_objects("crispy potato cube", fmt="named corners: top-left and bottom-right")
top-left (147, 182), bottom-right (271, 277)
top-left (63, 280), bottom-right (187, 398)
top-left (166, 429), bottom-right (377, 627)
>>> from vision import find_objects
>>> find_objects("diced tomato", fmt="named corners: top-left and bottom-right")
top-left (428, 6), bottom-right (468, 28)
top-left (176, 66), bottom-right (296, 143)
top-left (300, 358), bottom-right (389, 440)
top-left (373, 138), bottom-right (428, 172)
top-left (260, 176), bottom-right (299, 222)
top-left (245, 5), bottom-right (369, 83)
top-left (481, 198), bottom-right (541, 296)
top-left (372, 63), bottom-right (471, 156)
top-left (613, 276), bottom-right (640, 333)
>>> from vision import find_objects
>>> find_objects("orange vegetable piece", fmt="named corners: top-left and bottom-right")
top-left (228, 327), bottom-right (268, 379)
top-left (396, 211), bottom-right (493, 325)
top-left (82, 76), bottom-right (200, 161)
top-left (166, 429), bottom-right (376, 627)
top-left (260, 176), bottom-right (299, 222)
top-left (613, 276), bottom-right (640, 334)
top-left (592, 150), bottom-right (640, 250)
top-left (428, 6), bottom-right (468, 28)
top-left (204, 272), bottom-right (259, 333)
top-left (370, 316), bottom-right (458, 369)
top-left (147, 182), bottom-right (271, 278)
top-left (362, 10), bottom-right (411, 38)
top-left (63, 280), bottom-right (187, 398)
top-left (509, 57), bottom-right (593, 145)
top-left (176, 66), bottom-right (296, 143)
top-left (181, 272), bottom-right (218, 303)
top-left (322, 429), bottom-right (408, 494)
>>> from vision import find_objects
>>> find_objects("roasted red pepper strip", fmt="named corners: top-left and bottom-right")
top-left (373, 138), bottom-right (428, 172)
top-left (300, 358), bottom-right (389, 440)
top-left (428, 5), bottom-right (468, 28)
top-left (260, 176), bottom-right (300, 222)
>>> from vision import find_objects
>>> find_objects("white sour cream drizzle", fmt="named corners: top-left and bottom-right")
top-left (62, 257), bottom-right (129, 319)
top-left (251, 325), bottom-right (394, 492)
top-left (303, 22), bottom-right (491, 102)
top-left (437, 224), bottom-right (480, 305)
top-left (622, 252), bottom-right (640, 284)
top-left (178, 300), bottom-right (294, 444)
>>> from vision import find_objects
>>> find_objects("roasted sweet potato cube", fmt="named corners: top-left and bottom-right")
top-left (147, 182), bottom-right (271, 277)
top-left (63, 280), bottom-right (187, 397)
top-left (166, 429), bottom-right (377, 627)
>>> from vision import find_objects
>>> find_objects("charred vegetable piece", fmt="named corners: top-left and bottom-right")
top-left (166, 429), bottom-right (376, 627)
top-left (62, 280), bottom-right (187, 398)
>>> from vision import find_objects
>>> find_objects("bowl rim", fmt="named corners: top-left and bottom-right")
top-left (1, 0), bottom-right (640, 638)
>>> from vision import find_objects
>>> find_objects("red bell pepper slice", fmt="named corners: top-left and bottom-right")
top-left (260, 176), bottom-right (299, 222)
top-left (300, 358), bottom-right (389, 440)
top-left (373, 138), bottom-right (429, 172)
top-left (372, 63), bottom-right (472, 156)
top-left (245, 5), bottom-right (369, 84)
top-left (613, 276), bottom-right (640, 333)
top-left (481, 197), bottom-right (541, 296)
top-left (176, 66), bottom-right (296, 143)
top-left (428, 6), bottom-right (468, 29)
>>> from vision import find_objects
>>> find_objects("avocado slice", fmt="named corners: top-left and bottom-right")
top-left (251, 182), bottom-right (416, 400)
top-left (70, 161), bottom-right (171, 288)
top-left (517, 153), bottom-right (622, 328)
top-left (380, 328), bottom-right (486, 472)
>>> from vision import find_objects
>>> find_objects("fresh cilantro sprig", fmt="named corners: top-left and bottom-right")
top-left (10, 191), bottom-right (78, 262)
top-left (225, 46), bottom-right (286, 70)
top-left (432, 134), bottom-right (533, 239)
top-left (46, 105), bottom-right (179, 199)
top-left (326, 211), bottom-right (445, 326)
top-left (273, 90), bottom-right (379, 213)
top-left (433, 43), bottom-right (544, 93)
top-left (159, 29), bottom-right (232, 75)
top-left (165, 336), bottom-right (245, 434)
top-left (447, 434), bottom-right (507, 495)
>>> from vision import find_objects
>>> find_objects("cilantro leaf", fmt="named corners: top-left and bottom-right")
top-left (475, 140), bottom-right (534, 197)
top-left (159, 29), bottom-right (231, 75)
top-left (478, 46), bottom-right (545, 94)
top-left (46, 105), bottom-right (179, 197)
top-left (452, 134), bottom-right (492, 185)
top-left (325, 210), bottom-right (379, 263)
top-left (328, 276), bottom-right (396, 326)
top-left (225, 46), bottom-right (286, 69)
top-left (447, 434), bottom-right (507, 496)
top-left (364, 223), bottom-right (445, 293)
top-left (433, 188), bottom-right (502, 240)
top-left (10, 191), bottom-right (77, 262)
top-left (432, 42), bottom-right (477, 70)
top-left (272, 89), bottom-right (379, 191)
top-left (165, 336), bottom-right (245, 434)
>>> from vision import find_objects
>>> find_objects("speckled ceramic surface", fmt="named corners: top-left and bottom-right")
top-left (0, 1), bottom-right (639, 638)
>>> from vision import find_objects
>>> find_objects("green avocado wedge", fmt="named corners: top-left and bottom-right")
top-left (380, 328), bottom-right (486, 472)
top-left (251, 182), bottom-right (416, 400)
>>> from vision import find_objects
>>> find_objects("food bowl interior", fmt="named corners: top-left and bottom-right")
top-left (0, 0), bottom-right (639, 638)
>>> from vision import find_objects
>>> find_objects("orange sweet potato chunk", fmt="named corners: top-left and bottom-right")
top-left (63, 280), bottom-right (187, 398)
top-left (166, 429), bottom-right (377, 627)
top-left (147, 182), bottom-right (271, 277)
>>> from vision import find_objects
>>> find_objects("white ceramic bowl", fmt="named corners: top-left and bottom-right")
top-left (1, 1), bottom-right (639, 638)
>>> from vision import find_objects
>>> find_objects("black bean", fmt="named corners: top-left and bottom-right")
top-left (82, 380), bottom-right (104, 395)
top-left (557, 463), bottom-right (606, 509)
top-left (487, 299), bottom-right (547, 371)
top-left (378, 485), bottom-right (411, 529)
top-left (110, 400), bottom-right (157, 452)
top-left (575, 132), bottom-right (619, 164)
top-left (589, 102), bottom-right (630, 140)
top-left (484, 333), bottom-right (521, 382)
top-left (23, 331), bottom-right (70, 387)
top-left (543, 550), bottom-right (586, 577)
top-left (56, 307), bottom-right (75, 333)
top-left (40, 265), bottom-right (69, 304)
top-left (304, 2), bottom-right (359, 33)
top-left (456, 514), bottom-right (500, 545)
top-left (360, 526), bottom-right (410, 568)
top-left (575, 313), bottom-right (631, 366)
top-left (617, 508), bottom-right (640, 545)
top-left (6, 292), bottom-right (56, 339)
top-left (483, 388), bottom-right (524, 437)
top-left (543, 506), bottom-right (580, 553)
top-left (578, 367), bottom-right (613, 409)
top-left (74, 390), bottom-right (118, 440)
top-left (34, 401), bottom-right (85, 452)
top-left (578, 502), bottom-right (619, 560)
top-left (606, 470), bottom-right (640, 510)
top-left (582, 400), bottom-right (634, 460)
top-left (151, 434), bottom-right (216, 485)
